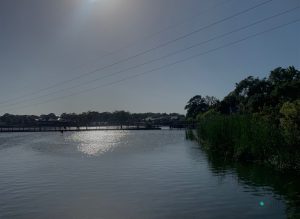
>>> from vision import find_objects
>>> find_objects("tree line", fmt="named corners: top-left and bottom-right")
top-left (0, 111), bottom-right (185, 127)
top-left (185, 66), bottom-right (300, 170)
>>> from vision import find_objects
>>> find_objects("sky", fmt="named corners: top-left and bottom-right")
top-left (0, 0), bottom-right (299, 115)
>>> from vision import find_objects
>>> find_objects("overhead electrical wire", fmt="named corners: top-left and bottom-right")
top-left (4, 18), bottom-right (300, 114)
top-left (0, 0), bottom-right (234, 105)
top-left (0, 0), bottom-right (273, 106)
top-left (0, 5), bottom-right (298, 110)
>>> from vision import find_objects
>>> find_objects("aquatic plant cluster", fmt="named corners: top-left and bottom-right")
top-left (185, 66), bottom-right (300, 170)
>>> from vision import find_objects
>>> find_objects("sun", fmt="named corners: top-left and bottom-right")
top-left (87, 0), bottom-right (121, 14)
top-left (89, 0), bottom-right (112, 4)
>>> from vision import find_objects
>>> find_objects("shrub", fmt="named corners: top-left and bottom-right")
top-left (196, 114), bottom-right (298, 169)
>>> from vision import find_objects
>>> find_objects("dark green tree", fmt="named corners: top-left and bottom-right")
top-left (185, 95), bottom-right (219, 118)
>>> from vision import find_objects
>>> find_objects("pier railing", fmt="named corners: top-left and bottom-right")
top-left (0, 121), bottom-right (197, 133)
top-left (0, 125), bottom-right (160, 133)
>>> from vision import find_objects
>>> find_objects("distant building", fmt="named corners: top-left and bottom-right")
top-left (145, 117), bottom-right (154, 122)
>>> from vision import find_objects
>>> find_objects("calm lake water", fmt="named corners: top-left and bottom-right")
top-left (0, 130), bottom-right (299, 218)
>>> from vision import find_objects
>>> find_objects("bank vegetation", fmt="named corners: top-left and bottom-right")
top-left (185, 66), bottom-right (300, 170)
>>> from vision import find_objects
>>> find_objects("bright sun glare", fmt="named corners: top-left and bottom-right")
top-left (89, 0), bottom-right (112, 5)
top-left (88, 0), bottom-right (120, 12)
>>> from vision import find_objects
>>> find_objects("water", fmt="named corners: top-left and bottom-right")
top-left (0, 130), bottom-right (299, 218)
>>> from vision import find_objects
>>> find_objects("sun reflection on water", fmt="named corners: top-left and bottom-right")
top-left (67, 131), bottom-right (127, 156)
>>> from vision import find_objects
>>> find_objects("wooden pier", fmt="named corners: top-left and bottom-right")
top-left (0, 121), bottom-right (196, 133)
top-left (0, 125), bottom-right (161, 133)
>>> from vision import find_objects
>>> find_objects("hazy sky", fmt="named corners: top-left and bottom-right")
top-left (0, 0), bottom-right (299, 115)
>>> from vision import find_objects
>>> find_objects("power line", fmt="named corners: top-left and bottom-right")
top-left (1, 5), bottom-right (298, 110)
top-left (0, 0), bottom-right (273, 105)
top-left (4, 18), bottom-right (300, 114)
top-left (0, 0), bottom-right (234, 105)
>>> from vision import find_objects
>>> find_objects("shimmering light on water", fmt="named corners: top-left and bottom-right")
top-left (67, 131), bottom-right (127, 155)
top-left (0, 131), bottom-right (299, 218)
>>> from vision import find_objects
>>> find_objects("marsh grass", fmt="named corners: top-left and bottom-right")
top-left (195, 115), bottom-right (299, 170)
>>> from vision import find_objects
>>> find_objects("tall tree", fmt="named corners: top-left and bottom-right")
top-left (185, 95), bottom-right (219, 118)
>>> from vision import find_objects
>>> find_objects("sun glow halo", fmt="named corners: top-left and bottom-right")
top-left (88, 0), bottom-right (121, 14)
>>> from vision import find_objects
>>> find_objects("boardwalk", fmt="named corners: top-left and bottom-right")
top-left (0, 121), bottom-right (196, 133)
top-left (0, 126), bottom-right (161, 133)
